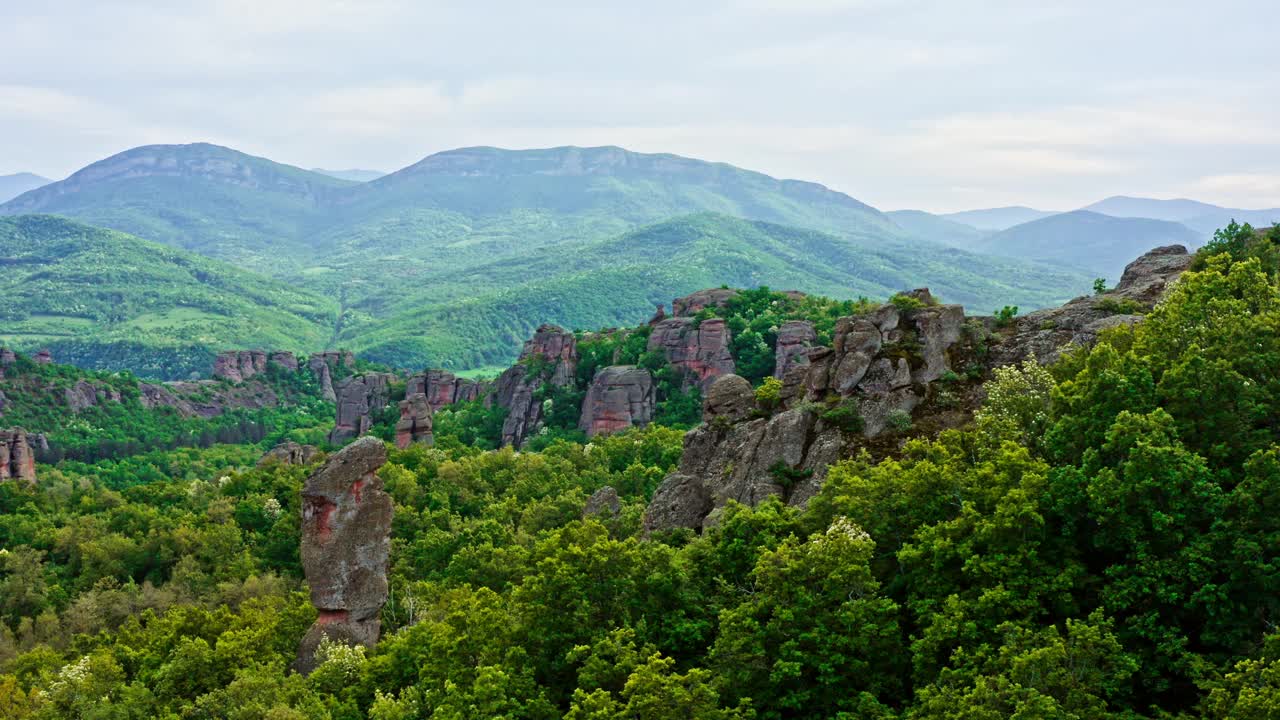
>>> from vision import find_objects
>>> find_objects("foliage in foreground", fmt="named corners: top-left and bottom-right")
top-left (0, 239), bottom-right (1279, 717)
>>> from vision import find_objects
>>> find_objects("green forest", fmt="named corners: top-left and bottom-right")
top-left (1, 225), bottom-right (1279, 718)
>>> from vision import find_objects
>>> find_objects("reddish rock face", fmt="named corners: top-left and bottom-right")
top-left (32, 350), bottom-right (52, 365)
top-left (269, 351), bottom-right (299, 372)
top-left (672, 288), bottom-right (739, 317)
top-left (212, 350), bottom-right (269, 382)
top-left (0, 428), bottom-right (37, 484)
top-left (774, 320), bottom-right (817, 379)
top-left (578, 365), bottom-right (655, 437)
top-left (328, 373), bottom-right (394, 444)
top-left (408, 369), bottom-right (493, 412)
top-left (0, 348), bottom-right (15, 366)
top-left (647, 317), bottom-right (735, 388)
top-left (494, 324), bottom-right (578, 447)
top-left (295, 437), bottom-right (392, 675)
top-left (394, 393), bottom-right (434, 449)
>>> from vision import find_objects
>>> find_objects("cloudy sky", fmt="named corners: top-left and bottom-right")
top-left (2, 0), bottom-right (1277, 212)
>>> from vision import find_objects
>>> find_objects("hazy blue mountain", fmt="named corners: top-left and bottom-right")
top-left (1082, 195), bottom-right (1280, 236)
top-left (970, 210), bottom-right (1202, 280)
top-left (887, 209), bottom-right (991, 249)
top-left (0, 172), bottom-right (51, 203)
top-left (311, 168), bottom-right (386, 182)
top-left (940, 206), bottom-right (1058, 231)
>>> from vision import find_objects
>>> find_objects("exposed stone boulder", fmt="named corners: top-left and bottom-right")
top-left (911, 304), bottom-right (966, 383)
top-left (583, 486), bottom-right (621, 519)
top-left (648, 304), bottom-right (667, 326)
top-left (647, 317), bottom-right (735, 388)
top-left (643, 473), bottom-right (713, 533)
top-left (494, 324), bottom-right (578, 447)
top-left (259, 441), bottom-right (322, 466)
top-left (409, 369), bottom-right (490, 411)
top-left (394, 393), bottom-right (434, 449)
top-left (270, 351), bottom-right (299, 372)
top-left (0, 348), bottom-right (14, 366)
top-left (328, 373), bottom-right (394, 444)
top-left (989, 245), bottom-right (1192, 367)
top-left (309, 351), bottom-right (356, 403)
top-left (579, 365), bottom-right (655, 437)
top-left (774, 320), bottom-right (817, 379)
top-left (702, 374), bottom-right (755, 424)
top-left (64, 380), bottom-right (122, 412)
top-left (213, 350), bottom-right (268, 382)
top-left (138, 382), bottom-right (197, 417)
top-left (294, 437), bottom-right (392, 675)
top-left (33, 350), bottom-right (52, 365)
top-left (0, 429), bottom-right (37, 484)
top-left (673, 288), bottom-right (739, 317)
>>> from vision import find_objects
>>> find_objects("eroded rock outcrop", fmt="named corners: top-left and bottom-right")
top-left (32, 350), bottom-right (52, 365)
top-left (259, 441), bottom-right (322, 466)
top-left (294, 437), bottom-right (392, 675)
top-left (138, 382), bottom-right (198, 417)
top-left (309, 351), bottom-right (356, 403)
top-left (583, 486), bottom-right (621, 518)
top-left (774, 320), bottom-right (816, 379)
top-left (408, 369), bottom-right (489, 412)
top-left (328, 373), bottom-right (394, 444)
top-left (988, 245), bottom-right (1192, 367)
top-left (494, 324), bottom-right (578, 447)
top-left (673, 289), bottom-right (739, 317)
top-left (579, 365), bottom-right (655, 437)
top-left (394, 393), bottom-right (434, 449)
top-left (213, 350), bottom-right (268, 382)
top-left (647, 317), bottom-right (735, 388)
top-left (0, 429), bottom-right (37, 484)
top-left (64, 380), bottom-right (122, 412)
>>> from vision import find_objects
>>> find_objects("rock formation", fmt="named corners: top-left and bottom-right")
top-left (774, 320), bottom-right (817, 379)
top-left (394, 393), bottom-right (434, 449)
top-left (647, 317), bottom-right (735, 388)
top-left (259, 441), bottom-right (322, 466)
top-left (583, 486), bottom-right (621, 518)
top-left (64, 380), bottom-right (122, 412)
top-left (213, 350), bottom-right (268, 382)
top-left (270, 351), bottom-right (299, 372)
top-left (578, 365), bottom-right (655, 437)
top-left (33, 350), bottom-right (52, 365)
top-left (308, 351), bottom-right (356, 403)
top-left (328, 373), bottom-right (394, 444)
top-left (0, 429), bottom-right (37, 483)
top-left (988, 245), bottom-right (1192, 367)
top-left (294, 437), bottom-right (392, 675)
top-left (494, 324), bottom-right (578, 447)
top-left (0, 348), bottom-right (15, 366)
top-left (648, 304), bottom-right (667, 326)
top-left (138, 382), bottom-right (197, 417)
top-left (408, 369), bottom-right (489, 411)
top-left (673, 288), bottom-right (739, 317)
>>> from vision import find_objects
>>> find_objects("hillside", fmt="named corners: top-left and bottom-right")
top-left (938, 205), bottom-right (1057, 230)
top-left (0, 143), bottom-right (1098, 370)
top-left (346, 213), bottom-right (1092, 368)
top-left (886, 208), bottom-right (990, 249)
top-left (0, 172), bottom-right (50, 203)
top-left (1083, 194), bottom-right (1280, 235)
top-left (969, 210), bottom-right (1203, 279)
top-left (0, 143), bottom-right (354, 265)
top-left (311, 168), bottom-right (385, 182)
top-left (0, 215), bottom-right (338, 378)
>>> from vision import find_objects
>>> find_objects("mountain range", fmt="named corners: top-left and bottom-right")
top-left (0, 143), bottom-right (1095, 376)
top-left (0, 172), bottom-right (51, 203)
top-left (5, 141), bottom-right (1271, 377)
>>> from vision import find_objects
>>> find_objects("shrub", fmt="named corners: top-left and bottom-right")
top-left (820, 400), bottom-right (864, 433)
top-left (755, 376), bottom-right (783, 412)
top-left (886, 409), bottom-right (913, 431)
top-left (995, 305), bottom-right (1019, 327)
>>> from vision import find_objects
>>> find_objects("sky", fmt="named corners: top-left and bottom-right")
top-left (2, 0), bottom-right (1277, 213)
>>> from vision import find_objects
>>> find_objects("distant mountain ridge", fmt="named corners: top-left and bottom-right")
top-left (0, 142), bottom-right (1097, 370)
top-left (968, 210), bottom-right (1202, 280)
top-left (0, 172), bottom-right (51, 203)
top-left (939, 206), bottom-right (1058, 231)
top-left (312, 168), bottom-right (385, 182)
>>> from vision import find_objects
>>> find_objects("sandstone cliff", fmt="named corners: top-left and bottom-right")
top-left (295, 437), bottom-right (392, 675)
top-left (578, 365), bottom-right (655, 437)
top-left (0, 428), bottom-right (37, 484)
top-left (329, 373), bottom-right (394, 444)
